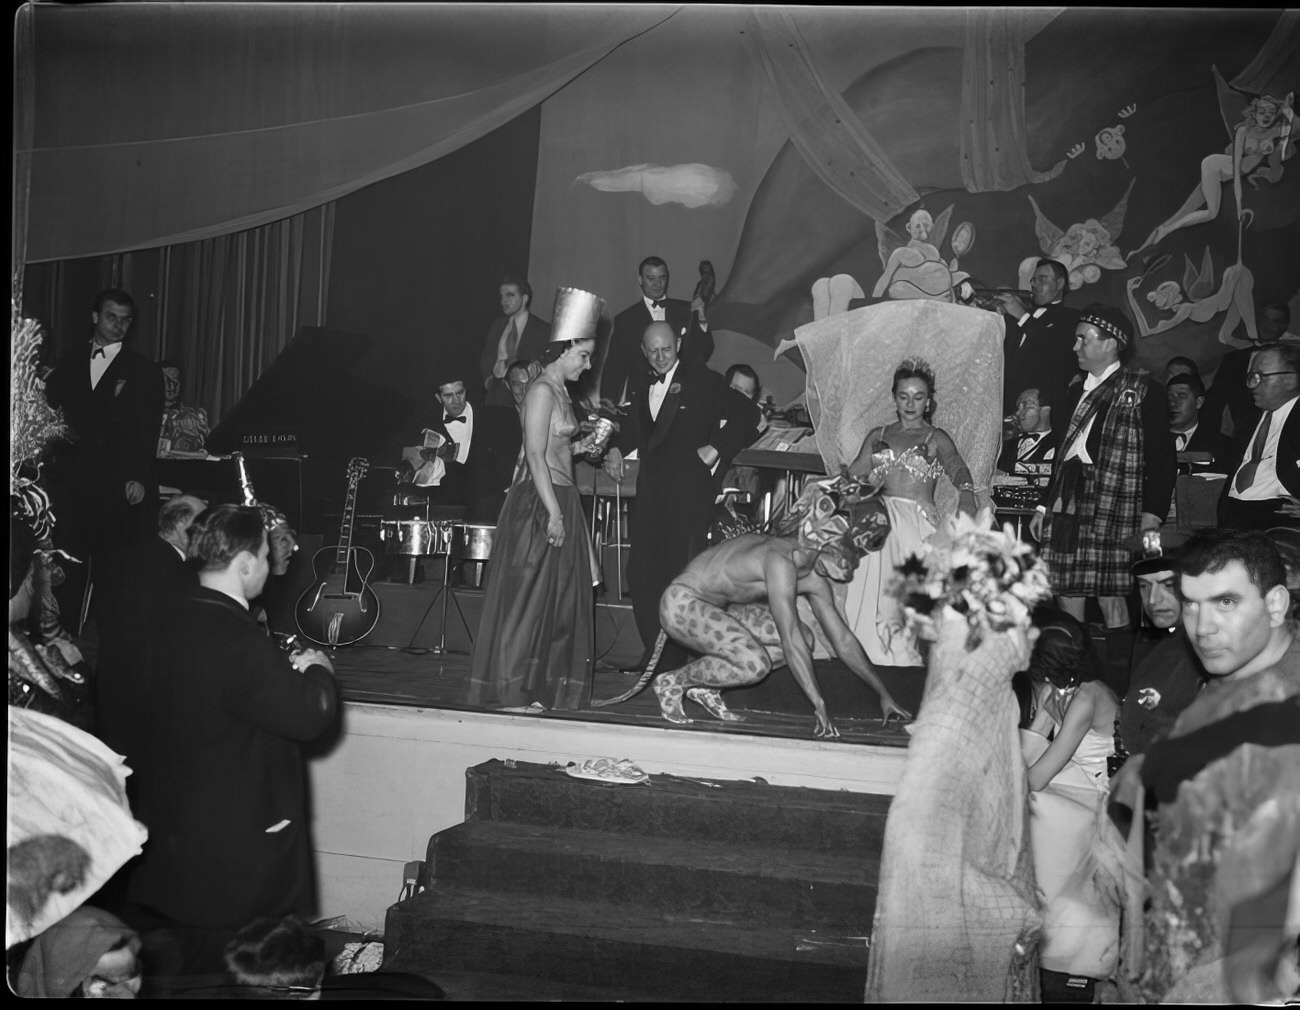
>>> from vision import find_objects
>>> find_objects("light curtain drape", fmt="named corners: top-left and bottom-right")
top-left (959, 8), bottom-right (1067, 193)
top-left (16, 2), bottom-right (677, 264)
top-left (742, 8), bottom-right (919, 224)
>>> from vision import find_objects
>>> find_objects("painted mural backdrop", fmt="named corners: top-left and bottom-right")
top-left (533, 8), bottom-right (1298, 401)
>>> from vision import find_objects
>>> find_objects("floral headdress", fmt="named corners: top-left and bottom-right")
top-left (777, 467), bottom-right (891, 559)
top-left (11, 300), bottom-right (67, 541)
top-left (890, 509), bottom-right (1052, 649)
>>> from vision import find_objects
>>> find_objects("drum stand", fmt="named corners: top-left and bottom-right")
top-left (432, 530), bottom-right (476, 655)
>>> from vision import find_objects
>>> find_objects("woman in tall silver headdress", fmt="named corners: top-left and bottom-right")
top-left (467, 288), bottom-right (618, 711)
top-left (841, 358), bottom-right (978, 666)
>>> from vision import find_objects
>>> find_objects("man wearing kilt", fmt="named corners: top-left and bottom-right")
top-left (1031, 305), bottom-right (1177, 693)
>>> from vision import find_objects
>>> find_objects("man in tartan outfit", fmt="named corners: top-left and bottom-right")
top-left (1032, 305), bottom-right (1176, 691)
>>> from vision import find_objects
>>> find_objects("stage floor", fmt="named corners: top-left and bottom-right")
top-left (331, 640), bottom-right (923, 748)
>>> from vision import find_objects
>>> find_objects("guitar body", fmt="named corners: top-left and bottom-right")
top-left (294, 546), bottom-right (381, 647)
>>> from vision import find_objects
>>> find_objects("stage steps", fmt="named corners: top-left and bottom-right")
top-left (383, 759), bottom-right (891, 1002)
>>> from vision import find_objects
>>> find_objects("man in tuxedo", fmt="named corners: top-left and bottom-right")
top-left (1218, 343), bottom-right (1300, 529)
top-left (44, 288), bottom-right (165, 619)
top-left (400, 375), bottom-right (521, 523)
top-left (478, 276), bottom-right (551, 408)
top-left (999, 258), bottom-right (1080, 423)
top-left (93, 494), bottom-right (206, 812)
top-left (127, 504), bottom-right (337, 978)
top-left (597, 256), bottom-right (715, 406)
top-left (1167, 372), bottom-right (1226, 473)
top-left (997, 386), bottom-right (1055, 483)
top-left (605, 322), bottom-right (761, 669)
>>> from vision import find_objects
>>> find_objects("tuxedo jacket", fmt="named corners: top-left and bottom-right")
top-left (129, 586), bottom-right (337, 929)
top-left (1002, 302), bottom-right (1081, 420)
top-left (478, 313), bottom-right (551, 408)
top-left (45, 343), bottom-right (165, 495)
top-left (1175, 422), bottom-right (1229, 473)
top-left (1200, 345), bottom-right (1259, 440)
top-left (598, 297), bottom-right (714, 405)
top-left (417, 403), bottom-right (523, 522)
top-left (615, 359), bottom-right (760, 649)
top-left (1220, 397), bottom-right (1300, 498)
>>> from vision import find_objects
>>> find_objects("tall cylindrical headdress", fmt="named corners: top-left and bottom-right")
top-left (550, 287), bottom-right (605, 344)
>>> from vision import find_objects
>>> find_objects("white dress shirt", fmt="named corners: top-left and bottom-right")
top-left (643, 295), bottom-right (666, 323)
top-left (444, 402), bottom-right (474, 464)
top-left (1063, 362), bottom-right (1121, 465)
top-left (1229, 394), bottom-right (1297, 500)
top-left (89, 340), bottom-right (123, 390)
top-left (648, 361), bottom-right (679, 422)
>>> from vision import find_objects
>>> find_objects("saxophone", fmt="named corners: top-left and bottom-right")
top-left (233, 451), bottom-right (297, 576)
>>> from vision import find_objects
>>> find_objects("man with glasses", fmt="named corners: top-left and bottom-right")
top-left (1219, 343), bottom-right (1300, 528)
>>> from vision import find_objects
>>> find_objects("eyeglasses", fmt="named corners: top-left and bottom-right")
top-left (1246, 370), bottom-right (1298, 388)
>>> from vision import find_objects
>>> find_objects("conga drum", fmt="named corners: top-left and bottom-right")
top-left (449, 523), bottom-right (495, 587)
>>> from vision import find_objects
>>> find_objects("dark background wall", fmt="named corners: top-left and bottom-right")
top-left (326, 105), bottom-right (541, 432)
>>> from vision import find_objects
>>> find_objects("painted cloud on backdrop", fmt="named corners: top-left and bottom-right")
top-left (575, 163), bottom-right (738, 208)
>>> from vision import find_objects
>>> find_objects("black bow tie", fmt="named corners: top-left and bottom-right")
top-left (91, 346), bottom-right (108, 359)
top-left (649, 298), bottom-right (666, 310)
top-left (649, 370), bottom-right (668, 385)
top-left (445, 415), bottom-right (466, 424)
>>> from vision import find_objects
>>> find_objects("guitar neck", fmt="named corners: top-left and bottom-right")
top-left (334, 477), bottom-right (359, 568)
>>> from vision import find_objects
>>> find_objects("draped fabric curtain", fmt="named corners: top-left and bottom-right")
top-left (959, 8), bottom-right (1067, 193)
top-left (741, 8), bottom-right (918, 224)
top-left (152, 205), bottom-right (335, 426)
top-left (1229, 8), bottom-right (1300, 93)
top-left (15, 3), bottom-right (677, 265)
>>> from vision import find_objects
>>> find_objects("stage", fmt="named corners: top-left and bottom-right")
top-left (296, 577), bottom-right (920, 931)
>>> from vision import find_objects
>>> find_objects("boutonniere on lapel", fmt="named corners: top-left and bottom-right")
top-left (113, 379), bottom-right (127, 397)
top-left (1117, 385), bottom-right (1143, 410)
top-left (668, 383), bottom-right (682, 395)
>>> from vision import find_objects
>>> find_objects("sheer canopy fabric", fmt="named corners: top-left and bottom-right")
top-left (783, 300), bottom-right (1005, 520)
top-left (16, 2), bottom-right (676, 263)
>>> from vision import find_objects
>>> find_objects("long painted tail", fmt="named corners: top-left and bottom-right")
top-left (591, 630), bottom-right (668, 708)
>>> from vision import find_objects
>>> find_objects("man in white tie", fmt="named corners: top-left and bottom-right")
top-left (478, 276), bottom-right (550, 408)
top-left (1030, 304), bottom-right (1176, 689)
top-left (1219, 343), bottom-right (1300, 529)
top-left (999, 258), bottom-right (1080, 424)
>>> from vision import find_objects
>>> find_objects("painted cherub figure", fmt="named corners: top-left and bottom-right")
top-left (873, 206), bottom-right (969, 301)
top-left (593, 474), bottom-right (910, 738)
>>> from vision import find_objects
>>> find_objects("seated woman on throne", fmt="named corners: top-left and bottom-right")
top-left (842, 358), bottom-right (977, 666)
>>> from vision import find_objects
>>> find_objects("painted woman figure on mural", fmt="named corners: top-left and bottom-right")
top-left (1136, 84), bottom-right (1295, 254)
top-left (842, 359), bottom-right (978, 666)
top-left (467, 295), bottom-right (613, 712)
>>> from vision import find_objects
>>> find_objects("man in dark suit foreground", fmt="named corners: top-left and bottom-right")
top-left (127, 504), bottom-right (337, 978)
top-left (606, 322), bottom-right (761, 669)
top-left (597, 256), bottom-right (714, 406)
top-left (93, 494), bottom-right (206, 810)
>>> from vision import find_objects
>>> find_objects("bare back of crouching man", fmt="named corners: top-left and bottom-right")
top-left (602, 475), bottom-right (912, 738)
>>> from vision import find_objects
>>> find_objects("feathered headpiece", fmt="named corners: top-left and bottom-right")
top-left (11, 300), bottom-right (67, 542)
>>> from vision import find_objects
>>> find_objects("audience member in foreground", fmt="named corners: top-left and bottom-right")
top-left (1113, 530), bottom-right (1299, 1003)
top-left (126, 504), bottom-right (337, 978)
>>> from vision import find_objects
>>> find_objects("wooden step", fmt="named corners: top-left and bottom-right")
top-left (385, 884), bottom-right (869, 1002)
top-left (464, 760), bottom-right (891, 854)
top-left (427, 820), bottom-right (878, 929)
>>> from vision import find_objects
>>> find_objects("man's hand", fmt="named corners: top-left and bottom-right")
top-left (124, 480), bottom-right (145, 505)
top-left (697, 444), bottom-right (720, 468)
top-left (999, 292), bottom-right (1028, 319)
top-left (291, 648), bottom-right (334, 675)
top-left (880, 696), bottom-right (912, 726)
top-left (691, 296), bottom-right (708, 326)
top-left (1029, 510), bottom-right (1045, 542)
top-left (436, 441), bottom-right (458, 462)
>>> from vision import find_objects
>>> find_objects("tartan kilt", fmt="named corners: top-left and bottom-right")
top-left (1043, 462), bottom-right (1140, 596)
